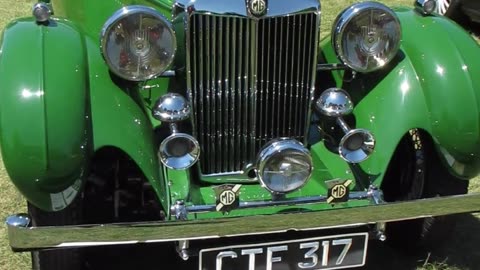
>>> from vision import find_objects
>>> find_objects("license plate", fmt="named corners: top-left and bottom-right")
top-left (199, 232), bottom-right (368, 270)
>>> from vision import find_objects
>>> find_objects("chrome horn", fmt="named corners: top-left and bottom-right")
top-left (316, 88), bottom-right (375, 163)
top-left (152, 93), bottom-right (200, 170)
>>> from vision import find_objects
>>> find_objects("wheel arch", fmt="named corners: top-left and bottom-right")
top-left (0, 18), bottom-right (90, 211)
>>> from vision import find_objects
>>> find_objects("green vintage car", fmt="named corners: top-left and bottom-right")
top-left (2, 0), bottom-right (480, 269)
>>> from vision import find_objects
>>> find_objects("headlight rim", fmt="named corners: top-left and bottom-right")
top-left (100, 5), bottom-right (177, 81)
top-left (256, 138), bottom-right (313, 194)
top-left (332, 1), bottom-right (402, 73)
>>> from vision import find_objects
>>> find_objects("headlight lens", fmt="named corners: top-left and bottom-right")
top-left (257, 139), bottom-right (313, 194)
top-left (101, 6), bottom-right (176, 81)
top-left (332, 2), bottom-right (401, 73)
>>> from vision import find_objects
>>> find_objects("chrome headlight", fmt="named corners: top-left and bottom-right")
top-left (100, 6), bottom-right (176, 81)
top-left (332, 2), bottom-right (401, 73)
top-left (256, 139), bottom-right (313, 194)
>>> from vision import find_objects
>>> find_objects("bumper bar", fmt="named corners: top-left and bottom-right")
top-left (6, 193), bottom-right (480, 251)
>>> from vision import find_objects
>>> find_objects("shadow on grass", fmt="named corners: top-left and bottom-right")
top-left (363, 213), bottom-right (480, 270)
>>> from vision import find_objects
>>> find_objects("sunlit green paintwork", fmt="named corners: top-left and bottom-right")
top-left (0, 18), bottom-right (89, 211)
top-left (1, 0), bottom-right (480, 217)
top-left (352, 9), bottom-right (480, 182)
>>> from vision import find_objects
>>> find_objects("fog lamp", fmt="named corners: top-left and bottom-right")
top-left (100, 5), bottom-right (176, 81)
top-left (256, 139), bottom-right (312, 194)
top-left (332, 2), bottom-right (401, 73)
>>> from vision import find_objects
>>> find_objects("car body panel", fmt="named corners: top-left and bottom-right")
top-left (323, 9), bottom-right (480, 183)
top-left (82, 36), bottom-right (171, 212)
top-left (2, 1), bottom-right (480, 261)
top-left (1, 2), bottom-right (480, 214)
top-left (0, 18), bottom-right (89, 211)
top-left (51, 0), bottom-right (173, 39)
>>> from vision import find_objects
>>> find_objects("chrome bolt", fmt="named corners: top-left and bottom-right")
top-left (32, 3), bottom-right (52, 23)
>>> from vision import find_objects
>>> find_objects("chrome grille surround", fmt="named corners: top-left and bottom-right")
top-left (175, 0), bottom-right (321, 179)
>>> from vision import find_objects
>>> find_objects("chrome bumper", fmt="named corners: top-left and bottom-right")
top-left (6, 193), bottom-right (480, 251)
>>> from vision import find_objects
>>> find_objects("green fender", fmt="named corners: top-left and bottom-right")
top-left (83, 37), bottom-right (170, 213)
top-left (397, 9), bottom-right (480, 178)
top-left (0, 18), bottom-right (89, 211)
top-left (321, 9), bottom-right (480, 183)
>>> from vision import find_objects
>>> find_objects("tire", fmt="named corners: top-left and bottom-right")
top-left (382, 129), bottom-right (468, 252)
top-left (29, 196), bottom-right (84, 270)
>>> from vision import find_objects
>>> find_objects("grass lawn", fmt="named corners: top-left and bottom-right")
top-left (0, 2), bottom-right (36, 270)
top-left (0, 0), bottom-right (479, 269)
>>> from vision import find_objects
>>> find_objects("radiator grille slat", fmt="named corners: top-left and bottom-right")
top-left (229, 18), bottom-right (236, 171)
top-left (288, 16), bottom-right (295, 137)
top-left (189, 13), bottom-right (318, 175)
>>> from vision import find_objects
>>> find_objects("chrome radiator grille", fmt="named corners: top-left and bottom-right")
top-left (188, 13), bottom-right (319, 175)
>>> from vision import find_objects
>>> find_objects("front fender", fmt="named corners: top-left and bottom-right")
top-left (321, 9), bottom-right (480, 182)
top-left (396, 9), bottom-right (480, 178)
top-left (83, 36), bottom-right (170, 213)
top-left (0, 19), bottom-right (90, 211)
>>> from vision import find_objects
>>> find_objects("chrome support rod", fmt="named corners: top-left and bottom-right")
top-left (176, 240), bottom-right (190, 261)
top-left (159, 70), bottom-right (176, 77)
top-left (317, 63), bottom-right (348, 71)
top-left (184, 189), bottom-right (378, 214)
top-left (336, 117), bottom-right (350, 134)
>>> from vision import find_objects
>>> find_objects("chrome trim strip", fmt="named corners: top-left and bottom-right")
top-left (288, 16), bottom-right (295, 136)
top-left (265, 17), bottom-right (271, 143)
top-left (225, 18), bottom-right (231, 171)
top-left (258, 19), bottom-right (265, 148)
top-left (242, 18), bottom-right (249, 165)
top-left (277, 17), bottom-right (283, 136)
top-left (175, 0), bottom-right (320, 18)
top-left (304, 12), bottom-right (321, 142)
top-left (230, 18), bottom-right (237, 171)
top-left (159, 70), bottom-right (177, 77)
top-left (294, 16), bottom-right (302, 135)
top-left (205, 16), bottom-right (212, 173)
top-left (317, 63), bottom-right (349, 71)
top-left (271, 17), bottom-right (278, 138)
top-left (218, 18), bottom-right (226, 173)
top-left (198, 16), bottom-right (204, 161)
top-left (7, 193), bottom-right (480, 251)
top-left (299, 15), bottom-right (308, 138)
top-left (250, 20), bottom-right (258, 163)
top-left (236, 18), bottom-right (243, 171)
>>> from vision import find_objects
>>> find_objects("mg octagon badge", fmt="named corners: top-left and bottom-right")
top-left (248, 0), bottom-right (267, 17)
top-left (214, 184), bottom-right (241, 212)
top-left (326, 179), bottom-right (353, 204)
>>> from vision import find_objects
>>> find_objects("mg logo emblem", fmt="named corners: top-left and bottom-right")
top-left (249, 0), bottom-right (267, 16)
top-left (219, 190), bottom-right (236, 206)
top-left (331, 185), bottom-right (347, 199)
top-left (215, 184), bottom-right (241, 212)
top-left (326, 179), bottom-right (352, 204)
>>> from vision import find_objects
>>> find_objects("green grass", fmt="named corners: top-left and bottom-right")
top-left (0, 2), bottom-right (37, 269)
top-left (0, 2), bottom-right (37, 270)
top-left (0, 0), bottom-right (479, 269)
